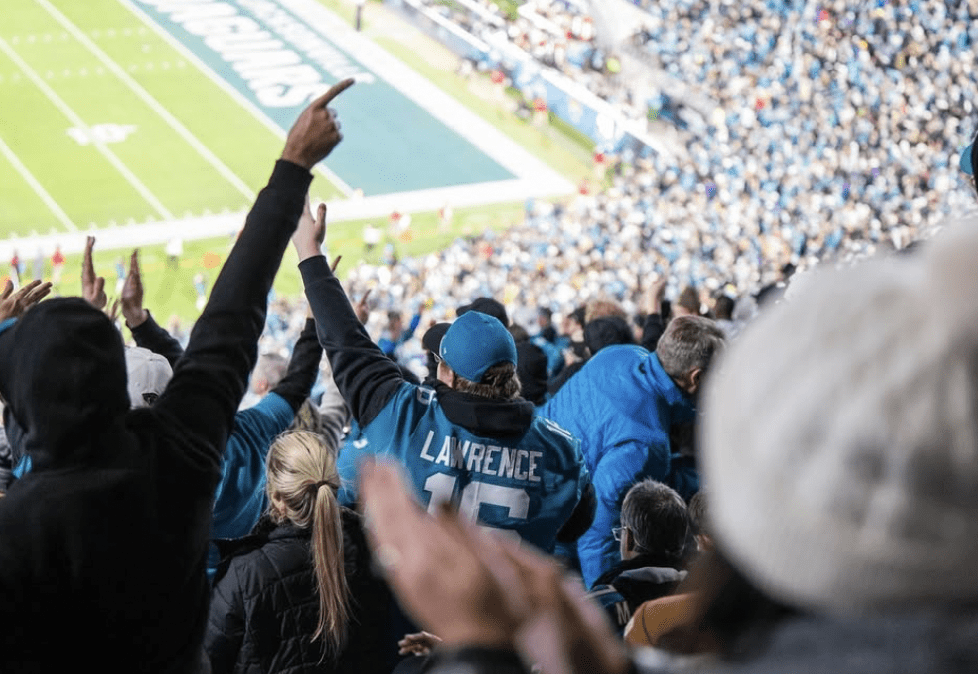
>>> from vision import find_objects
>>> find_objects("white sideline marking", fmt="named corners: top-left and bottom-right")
top-left (33, 0), bottom-right (257, 201)
top-left (0, 35), bottom-right (174, 219)
top-left (115, 0), bottom-right (355, 197)
top-left (0, 135), bottom-right (77, 232)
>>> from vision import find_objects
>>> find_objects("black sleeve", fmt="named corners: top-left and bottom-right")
top-left (641, 313), bottom-right (666, 352)
top-left (555, 481), bottom-right (596, 544)
top-left (299, 255), bottom-right (405, 427)
top-left (204, 564), bottom-right (246, 674)
top-left (269, 317), bottom-right (323, 413)
top-left (153, 160), bottom-right (310, 464)
top-left (129, 310), bottom-right (185, 368)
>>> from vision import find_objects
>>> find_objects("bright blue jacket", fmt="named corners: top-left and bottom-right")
top-left (540, 345), bottom-right (697, 587)
top-left (300, 255), bottom-right (590, 554)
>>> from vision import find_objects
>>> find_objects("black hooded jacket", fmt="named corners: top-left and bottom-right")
top-left (0, 160), bottom-right (310, 672)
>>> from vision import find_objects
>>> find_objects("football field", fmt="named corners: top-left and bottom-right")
top-left (0, 0), bottom-right (571, 255)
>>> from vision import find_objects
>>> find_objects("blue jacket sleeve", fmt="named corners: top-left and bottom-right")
top-left (578, 441), bottom-right (670, 588)
top-left (211, 392), bottom-right (294, 542)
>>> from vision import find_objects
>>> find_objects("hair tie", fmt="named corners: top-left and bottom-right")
top-left (306, 480), bottom-right (331, 496)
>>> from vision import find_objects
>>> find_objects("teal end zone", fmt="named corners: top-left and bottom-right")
top-left (321, 83), bottom-right (516, 195)
top-left (133, 0), bottom-right (515, 196)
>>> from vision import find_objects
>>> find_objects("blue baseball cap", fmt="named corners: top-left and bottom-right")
top-left (439, 311), bottom-right (517, 383)
top-left (962, 139), bottom-right (975, 176)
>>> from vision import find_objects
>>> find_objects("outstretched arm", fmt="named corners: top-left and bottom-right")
top-left (154, 79), bottom-right (355, 466)
top-left (268, 313), bottom-right (324, 413)
top-left (295, 200), bottom-right (405, 427)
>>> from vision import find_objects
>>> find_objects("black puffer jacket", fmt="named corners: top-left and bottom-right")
top-left (206, 508), bottom-right (396, 674)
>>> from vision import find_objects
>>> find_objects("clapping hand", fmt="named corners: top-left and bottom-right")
top-left (81, 236), bottom-right (107, 310)
top-left (121, 249), bottom-right (148, 328)
top-left (359, 460), bottom-right (632, 674)
top-left (0, 280), bottom-right (52, 323)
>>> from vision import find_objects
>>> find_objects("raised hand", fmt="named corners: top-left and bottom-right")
top-left (646, 274), bottom-right (668, 315)
top-left (121, 249), bottom-right (148, 328)
top-left (0, 279), bottom-right (53, 322)
top-left (81, 236), bottom-right (107, 310)
top-left (294, 197), bottom-right (328, 262)
top-left (281, 78), bottom-right (355, 169)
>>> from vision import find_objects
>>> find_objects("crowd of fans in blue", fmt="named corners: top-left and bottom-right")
top-left (2, 0), bottom-right (978, 672)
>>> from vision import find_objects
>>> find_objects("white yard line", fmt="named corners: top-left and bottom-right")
top-left (34, 0), bottom-right (256, 201)
top-left (0, 35), bottom-right (175, 219)
top-left (0, 169), bottom-right (568, 259)
top-left (0, 134), bottom-right (78, 232)
top-left (113, 0), bottom-right (355, 197)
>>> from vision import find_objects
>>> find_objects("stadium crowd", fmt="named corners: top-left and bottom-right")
top-left (411, 0), bottom-right (978, 294)
top-left (3, 0), bottom-right (978, 671)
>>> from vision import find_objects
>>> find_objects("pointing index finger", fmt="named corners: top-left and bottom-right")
top-left (314, 77), bottom-right (355, 108)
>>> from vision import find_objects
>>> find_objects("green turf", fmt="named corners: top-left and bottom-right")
top-left (33, 200), bottom-right (526, 325)
top-left (0, 0), bottom-right (342, 234)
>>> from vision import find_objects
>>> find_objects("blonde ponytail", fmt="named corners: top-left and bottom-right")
top-left (310, 481), bottom-right (350, 648)
top-left (266, 431), bottom-right (350, 655)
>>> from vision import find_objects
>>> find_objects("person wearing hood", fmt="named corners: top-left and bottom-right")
top-left (293, 208), bottom-right (590, 553)
top-left (0, 78), bottom-right (354, 671)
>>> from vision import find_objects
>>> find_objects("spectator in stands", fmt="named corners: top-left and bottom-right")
top-left (0, 78), bottom-right (354, 670)
top-left (358, 217), bottom-right (978, 674)
top-left (240, 352), bottom-right (288, 409)
top-left (547, 313), bottom-right (635, 395)
top-left (588, 479), bottom-right (690, 635)
top-left (294, 205), bottom-right (593, 553)
top-left (508, 323), bottom-right (549, 406)
top-left (82, 240), bottom-right (327, 580)
top-left (206, 431), bottom-right (395, 674)
top-left (712, 295), bottom-right (737, 339)
top-left (378, 308), bottom-right (422, 361)
top-left (536, 306), bottom-right (557, 343)
top-left (541, 315), bottom-right (724, 587)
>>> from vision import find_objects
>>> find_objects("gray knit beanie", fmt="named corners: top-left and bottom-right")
top-left (702, 216), bottom-right (978, 613)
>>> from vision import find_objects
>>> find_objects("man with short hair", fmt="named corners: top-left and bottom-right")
top-left (541, 315), bottom-right (724, 586)
top-left (294, 211), bottom-right (591, 553)
top-left (588, 479), bottom-right (689, 635)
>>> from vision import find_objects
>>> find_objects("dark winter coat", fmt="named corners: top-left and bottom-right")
top-left (0, 160), bottom-right (309, 672)
top-left (206, 508), bottom-right (396, 674)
